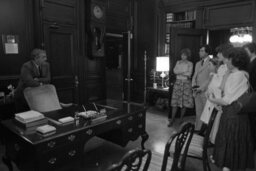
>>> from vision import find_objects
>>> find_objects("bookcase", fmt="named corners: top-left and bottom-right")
top-left (165, 10), bottom-right (196, 54)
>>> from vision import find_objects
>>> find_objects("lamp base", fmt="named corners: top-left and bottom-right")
top-left (160, 72), bottom-right (166, 88)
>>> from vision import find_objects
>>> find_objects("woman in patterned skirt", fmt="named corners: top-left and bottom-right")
top-left (208, 47), bottom-right (254, 171)
top-left (168, 48), bottom-right (194, 127)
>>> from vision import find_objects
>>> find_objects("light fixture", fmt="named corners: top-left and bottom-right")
top-left (229, 27), bottom-right (253, 46)
top-left (156, 56), bottom-right (169, 88)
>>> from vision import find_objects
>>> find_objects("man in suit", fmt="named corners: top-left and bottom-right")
top-left (14, 48), bottom-right (51, 112)
top-left (243, 42), bottom-right (256, 90)
top-left (192, 45), bottom-right (215, 130)
top-left (243, 42), bottom-right (256, 148)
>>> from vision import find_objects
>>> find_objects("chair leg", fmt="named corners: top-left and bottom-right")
top-left (207, 161), bottom-right (211, 171)
top-left (2, 156), bottom-right (13, 171)
top-left (203, 159), bottom-right (208, 171)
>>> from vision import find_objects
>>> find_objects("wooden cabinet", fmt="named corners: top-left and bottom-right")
top-left (204, 1), bottom-right (255, 29)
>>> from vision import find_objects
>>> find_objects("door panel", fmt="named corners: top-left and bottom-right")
top-left (43, 23), bottom-right (78, 103)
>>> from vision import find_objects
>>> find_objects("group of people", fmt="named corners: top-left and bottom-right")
top-left (168, 43), bottom-right (256, 171)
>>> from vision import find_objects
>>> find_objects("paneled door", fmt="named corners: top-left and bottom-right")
top-left (43, 23), bottom-right (79, 103)
top-left (169, 28), bottom-right (206, 115)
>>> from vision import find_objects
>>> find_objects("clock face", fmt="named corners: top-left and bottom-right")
top-left (93, 5), bottom-right (104, 19)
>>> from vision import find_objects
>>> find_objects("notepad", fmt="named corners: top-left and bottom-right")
top-left (58, 116), bottom-right (74, 124)
top-left (36, 125), bottom-right (56, 135)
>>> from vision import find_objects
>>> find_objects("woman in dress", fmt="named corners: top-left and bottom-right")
top-left (208, 47), bottom-right (254, 171)
top-left (168, 48), bottom-right (194, 126)
top-left (200, 43), bottom-right (233, 143)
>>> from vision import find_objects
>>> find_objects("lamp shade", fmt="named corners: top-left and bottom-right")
top-left (156, 56), bottom-right (169, 72)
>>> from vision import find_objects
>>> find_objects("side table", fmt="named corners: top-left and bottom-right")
top-left (147, 87), bottom-right (169, 108)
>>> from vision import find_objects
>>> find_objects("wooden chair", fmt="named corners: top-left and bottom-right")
top-left (161, 122), bottom-right (195, 171)
top-left (108, 148), bottom-right (152, 171)
top-left (186, 108), bottom-right (218, 171)
top-left (23, 84), bottom-right (72, 112)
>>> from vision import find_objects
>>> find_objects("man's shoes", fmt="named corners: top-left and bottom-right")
top-left (209, 155), bottom-right (215, 163)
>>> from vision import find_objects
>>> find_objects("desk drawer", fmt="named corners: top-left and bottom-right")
top-left (36, 132), bottom-right (82, 152)
top-left (38, 145), bottom-right (82, 170)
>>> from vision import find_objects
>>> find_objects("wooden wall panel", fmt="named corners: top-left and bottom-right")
top-left (106, 0), bottom-right (129, 32)
top-left (204, 1), bottom-right (254, 29)
top-left (0, 0), bottom-right (33, 92)
top-left (133, 0), bottom-right (156, 103)
top-left (43, 0), bottom-right (76, 25)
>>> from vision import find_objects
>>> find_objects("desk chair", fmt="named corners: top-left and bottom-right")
top-left (186, 109), bottom-right (218, 171)
top-left (23, 84), bottom-right (72, 112)
top-left (108, 148), bottom-right (152, 171)
top-left (161, 122), bottom-right (195, 171)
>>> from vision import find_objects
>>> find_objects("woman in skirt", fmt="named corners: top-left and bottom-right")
top-left (168, 48), bottom-right (194, 127)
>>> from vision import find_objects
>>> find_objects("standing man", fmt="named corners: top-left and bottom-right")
top-left (243, 42), bottom-right (256, 90)
top-left (14, 48), bottom-right (51, 112)
top-left (192, 45), bottom-right (215, 131)
top-left (243, 42), bottom-right (256, 147)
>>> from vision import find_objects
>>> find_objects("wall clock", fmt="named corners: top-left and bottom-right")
top-left (89, 0), bottom-right (106, 57)
top-left (93, 5), bottom-right (104, 19)
top-left (91, 3), bottom-right (105, 23)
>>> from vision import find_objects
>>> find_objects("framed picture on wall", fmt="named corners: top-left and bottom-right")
top-left (2, 34), bottom-right (19, 54)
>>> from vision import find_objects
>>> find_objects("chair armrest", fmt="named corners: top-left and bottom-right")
top-left (60, 102), bottom-right (74, 108)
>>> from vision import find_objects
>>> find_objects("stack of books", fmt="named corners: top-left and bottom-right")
top-left (36, 125), bottom-right (56, 137)
top-left (15, 110), bottom-right (48, 128)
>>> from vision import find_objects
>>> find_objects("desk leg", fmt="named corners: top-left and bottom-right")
top-left (140, 132), bottom-right (149, 149)
top-left (2, 156), bottom-right (13, 171)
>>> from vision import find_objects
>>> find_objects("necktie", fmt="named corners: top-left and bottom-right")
top-left (201, 60), bottom-right (204, 66)
top-left (38, 66), bottom-right (42, 77)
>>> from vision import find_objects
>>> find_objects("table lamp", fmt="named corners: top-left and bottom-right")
top-left (156, 56), bottom-right (169, 88)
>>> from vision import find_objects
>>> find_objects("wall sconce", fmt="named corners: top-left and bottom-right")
top-left (156, 56), bottom-right (169, 88)
top-left (229, 27), bottom-right (252, 46)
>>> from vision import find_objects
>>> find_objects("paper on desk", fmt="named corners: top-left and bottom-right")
top-left (58, 116), bottom-right (74, 124)
top-left (36, 125), bottom-right (56, 134)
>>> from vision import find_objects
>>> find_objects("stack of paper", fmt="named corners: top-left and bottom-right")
top-left (36, 125), bottom-right (56, 137)
top-left (15, 110), bottom-right (44, 123)
top-left (58, 116), bottom-right (74, 125)
top-left (15, 110), bottom-right (47, 128)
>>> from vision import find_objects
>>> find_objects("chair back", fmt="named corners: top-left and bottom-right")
top-left (24, 84), bottom-right (62, 112)
top-left (108, 148), bottom-right (152, 171)
top-left (202, 108), bottom-right (218, 157)
top-left (161, 122), bottom-right (195, 171)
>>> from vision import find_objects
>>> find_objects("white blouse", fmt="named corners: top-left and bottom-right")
top-left (173, 60), bottom-right (193, 80)
top-left (222, 70), bottom-right (249, 104)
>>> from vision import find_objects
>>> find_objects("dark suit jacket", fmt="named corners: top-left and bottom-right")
top-left (15, 60), bottom-right (51, 98)
top-left (248, 58), bottom-right (256, 91)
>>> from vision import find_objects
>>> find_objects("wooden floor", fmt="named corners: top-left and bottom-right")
top-left (0, 106), bottom-right (255, 171)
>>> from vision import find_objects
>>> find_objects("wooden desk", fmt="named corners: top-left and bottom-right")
top-left (1, 100), bottom-right (148, 171)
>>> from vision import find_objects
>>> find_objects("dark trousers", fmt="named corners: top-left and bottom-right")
top-left (249, 112), bottom-right (256, 150)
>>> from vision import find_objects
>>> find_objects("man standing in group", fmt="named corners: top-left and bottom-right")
top-left (14, 48), bottom-right (51, 112)
top-left (243, 42), bottom-right (256, 147)
top-left (192, 45), bottom-right (215, 131)
top-left (243, 42), bottom-right (256, 90)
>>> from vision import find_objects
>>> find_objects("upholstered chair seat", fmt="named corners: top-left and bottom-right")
top-left (24, 84), bottom-right (64, 112)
